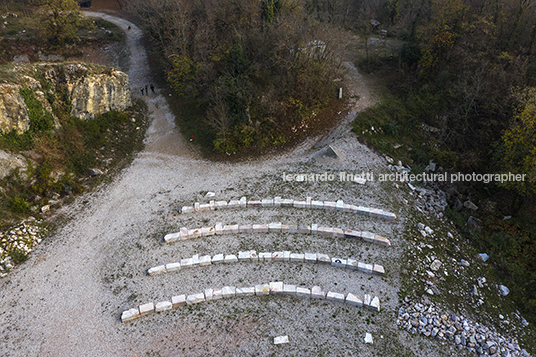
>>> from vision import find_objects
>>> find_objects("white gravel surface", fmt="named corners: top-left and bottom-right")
top-left (0, 12), bottom-right (459, 357)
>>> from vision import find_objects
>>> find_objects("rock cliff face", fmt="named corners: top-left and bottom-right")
top-left (0, 150), bottom-right (28, 180)
top-left (0, 84), bottom-right (30, 134)
top-left (69, 68), bottom-right (132, 120)
top-left (0, 63), bottom-right (132, 134)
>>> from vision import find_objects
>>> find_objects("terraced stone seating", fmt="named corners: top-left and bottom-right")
top-left (179, 197), bottom-right (396, 221)
top-left (121, 282), bottom-right (381, 323)
top-left (163, 222), bottom-right (391, 247)
top-left (146, 251), bottom-right (385, 277)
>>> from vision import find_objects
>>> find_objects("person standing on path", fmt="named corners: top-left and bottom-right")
top-left (145, 84), bottom-right (148, 94)
top-left (150, 84), bottom-right (155, 94)
top-left (141, 87), bottom-right (144, 95)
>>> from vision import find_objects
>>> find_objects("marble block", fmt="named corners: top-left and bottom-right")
top-left (238, 251), bottom-right (252, 261)
top-left (332, 228), bottom-right (344, 238)
top-left (213, 288), bottom-right (223, 300)
top-left (326, 291), bottom-right (345, 303)
top-left (247, 200), bottom-right (262, 207)
top-left (236, 287), bottom-right (255, 296)
top-left (228, 200), bottom-right (240, 208)
top-left (290, 253), bottom-right (304, 262)
top-left (165, 262), bottom-right (181, 272)
top-left (274, 336), bottom-right (289, 345)
top-left (212, 254), bottom-right (224, 264)
top-left (262, 199), bottom-right (274, 207)
top-left (269, 281), bottom-right (284, 295)
top-left (164, 232), bottom-right (180, 243)
top-left (346, 258), bottom-right (358, 270)
top-left (274, 197), bottom-right (282, 207)
top-left (252, 224), bottom-right (269, 233)
top-left (171, 294), bottom-right (186, 308)
top-left (331, 257), bottom-right (346, 268)
top-left (215, 222), bottom-right (223, 235)
top-left (179, 258), bottom-right (194, 269)
top-left (345, 293), bottom-right (363, 307)
top-left (296, 287), bottom-right (311, 297)
top-left (281, 199), bottom-right (294, 207)
top-left (199, 203), bottom-right (211, 212)
top-left (259, 252), bottom-right (272, 261)
top-left (358, 262), bottom-right (373, 274)
top-left (181, 206), bottom-right (194, 214)
top-left (186, 293), bottom-right (205, 305)
top-left (311, 224), bottom-right (318, 234)
top-left (370, 208), bottom-right (383, 219)
top-left (363, 294), bottom-right (372, 308)
top-left (121, 308), bottom-right (140, 322)
top-left (323, 201), bottom-right (336, 210)
top-left (381, 212), bottom-right (396, 221)
top-left (370, 296), bottom-right (380, 312)
top-left (372, 264), bottom-right (385, 276)
top-left (374, 236), bottom-right (391, 247)
top-left (283, 284), bottom-right (297, 296)
top-left (317, 227), bottom-right (334, 236)
top-left (199, 255), bottom-right (212, 266)
top-left (356, 206), bottom-right (370, 216)
top-left (268, 222), bottom-right (282, 232)
top-left (293, 201), bottom-right (307, 208)
top-left (304, 253), bottom-right (317, 263)
top-left (224, 254), bottom-right (238, 264)
top-left (204, 288), bottom-right (214, 301)
top-left (239, 224), bottom-right (253, 233)
top-left (255, 284), bottom-right (270, 295)
top-left (311, 200), bottom-right (324, 209)
top-left (222, 286), bottom-right (236, 298)
top-left (139, 302), bottom-right (154, 316)
top-left (155, 301), bottom-right (172, 312)
top-left (317, 253), bottom-right (331, 264)
top-left (344, 230), bottom-right (361, 239)
top-left (239, 197), bottom-right (247, 208)
top-left (311, 286), bottom-right (325, 299)
top-left (214, 201), bottom-right (227, 209)
top-left (148, 265), bottom-right (166, 276)
top-left (297, 225), bottom-right (311, 234)
top-left (335, 200), bottom-right (344, 211)
top-left (361, 231), bottom-right (375, 243)
top-left (180, 227), bottom-right (189, 240)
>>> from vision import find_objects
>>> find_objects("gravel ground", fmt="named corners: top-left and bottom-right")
top-left (0, 13), bottom-right (460, 357)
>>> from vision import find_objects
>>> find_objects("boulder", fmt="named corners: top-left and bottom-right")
top-left (0, 150), bottom-right (28, 180)
top-left (0, 84), bottom-right (30, 134)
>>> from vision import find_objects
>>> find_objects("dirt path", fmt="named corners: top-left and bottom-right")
top-left (0, 13), bottom-right (452, 357)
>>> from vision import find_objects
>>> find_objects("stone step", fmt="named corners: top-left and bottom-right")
top-left (178, 196), bottom-right (396, 221)
top-left (121, 282), bottom-right (381, 322)
top-left (147, 251), bottom-right (384, 277)
top-left (164, 223), bottom-right (391, 247)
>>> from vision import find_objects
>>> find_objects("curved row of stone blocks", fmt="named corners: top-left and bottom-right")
top-left (164, 222), bottom-right (391, 247)
top-left (121, 282), bottom-right (381, 323)
top-left (147, 250), bottom-right (385, 277)
top-left (180, 197), bottom-right (396, 221)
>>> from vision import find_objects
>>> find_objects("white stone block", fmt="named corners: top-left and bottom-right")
top-left (224, 254), bottom-right (238, 264)
top-left (186, 293), bottom-right (205, 305)
top-left (214, 201), bottom-right (228, 210)
top-left (282, 251), bottom-right (291, 261)
top-left (199, 255), bottom-right (212, 266)
top-left (297, 225), bottom-right (311, 234)
top-left (171, 294), bottom-right (186, 308)
top-left (215, 222), bottom-right (223, 234)
top-left (311, 200), bottom-right (324, 209)
top-left (191, 254), bottom-right (200, 266)
top-left (306, 197), bottom-right (312, 207)
top-left (180, 227), bottom-right (189, 240)
top-left (317, 253), bottom-right (331, 264)
top-left (194, 202), bottom-right (200, 212)
top-left (311, 224), bottom-right (318, 234)
top-left (255, 284), bottom-right (270, 295)
top-left (311, 286), bottom-right (325, 299)
top-left (272, 251), bottom-right (283, 261)
top-left (282, 225), bottom-right (297, 233)
top-left (333, 228), bottom-right (344, 238)
top-left (345, 293), bottom-right (363, 307)
top-left (259, 252), bottom-right (272, 261)
top-left (222, 286), bottom-right (236, 298)
top-left (274, 335), bottom-right (289, 345)
top-left (331, 257), bottom-right (346, 268)
top-left (180, 258), bottom-right (194, 268)
top-left (358, 262), bottom-right (373, 274)
top-left (148, 265), bottom-right (166, 276)
top-left (212, 288), bottom-right (223, 300)
top-left (274, 196), bottom-right (282, 207)
top-left (336, 200), bottom-right (344, 211)
top-left (364, 332), bottom-right (373, 344)
top-left (344, 230), bottom-right (361, 239)
top-left (238, 251), bottom-right (252, 261)
top-left (363, 294), bottom-right (371, 308)
top-left (370, 208), bottom-right (383, 219)
top-left (323, 201), bottom-right (336, 210)
top-left (354, 177), bottom-right (367, 185)
top-left (236, 287), bottom-right (255, 296)
top-left (204, 288), bottom-right (214, 301)
top-left (209, 200), bottom-right (215, 210)
top-left (247, 200), bottom-right (262, 207)
top-left (290, 253), bottom-right (304, 262)
top-left (239, 224), bottom-right (252, 233)
top-left (296, 287), bottom-right (311, 297)
top-left (200, 227), bottom-right (210, 236)
top-left (155, 300), bottom-right (172, 312)
top-left (281, 199), bottom-right (293, 207)
top-left (239, 196), bottom-right (247, 208)
top-left (165, 262), bottom-right (181, 272)
top-left (361, 231), bottom-right (375, 243)
top-left (250, 250), bottom-right (258, 261)
top-left (326, 291), bottom-right (345, 303)
top-left (374, 235), bottom-right (391, 247)
top-left (212, 254), bottom-right (224, 264)
top-left (381, 212), bottom-right (396, 221)
top-left (164, 232), bottom-right (180, 243)
top-left (283, 284), bottom-right (297, 296)
top-left (262, 198), bottom-right (274, 207)
top-left (269, 281), bottom-right (284, 295)
top-left (343, 204), bottom-right (356, 213)
top-left (121, 308), bottom-right (140, 322)
top-left (199, 203), bottom-right (211, 212)
top-left (346, 258), bottom-right (358, 270)
top-left (370, 296), bottom-right (380, 312)
top-left (228, 200), bottom-right (240, 208)
top-left (268, 222), bottom-right (282, 232)
top-left (294, 201), bottom-right (307, 208)
top-left (356, 206), bottom-right (370, 216)
top-left (189, 228), bottom-right (201, 238)
top-left (181, 206), bottom-right (194, 214)
top-left (252, 224), bottom-right (269, 233)
top-left (317, 227), bottom-right (334, 236)
top-left (304, 253), bottom-right (317, 263)
top-left (139, 302), bottom-right (154, 316)
top-left (372, 264), bottom-right (385, 276)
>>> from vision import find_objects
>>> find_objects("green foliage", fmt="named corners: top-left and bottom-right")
top-left (9, 197), bottom-right (29, 213)
top-left (167, 56), bottom-right (197, 96)
top-left (10, 248), bottom-right (28, 264)
top-left (32, 0), bottom-right (85, 46)
top-left (499, 87), bottom-right (536, 196)
top-left (20, 88), bottom-right (55, 133)
top-left (410, 148), bottom-right (429, 166)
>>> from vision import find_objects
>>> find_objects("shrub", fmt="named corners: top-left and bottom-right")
top-left (9, 197), bottom-right (29, 213)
